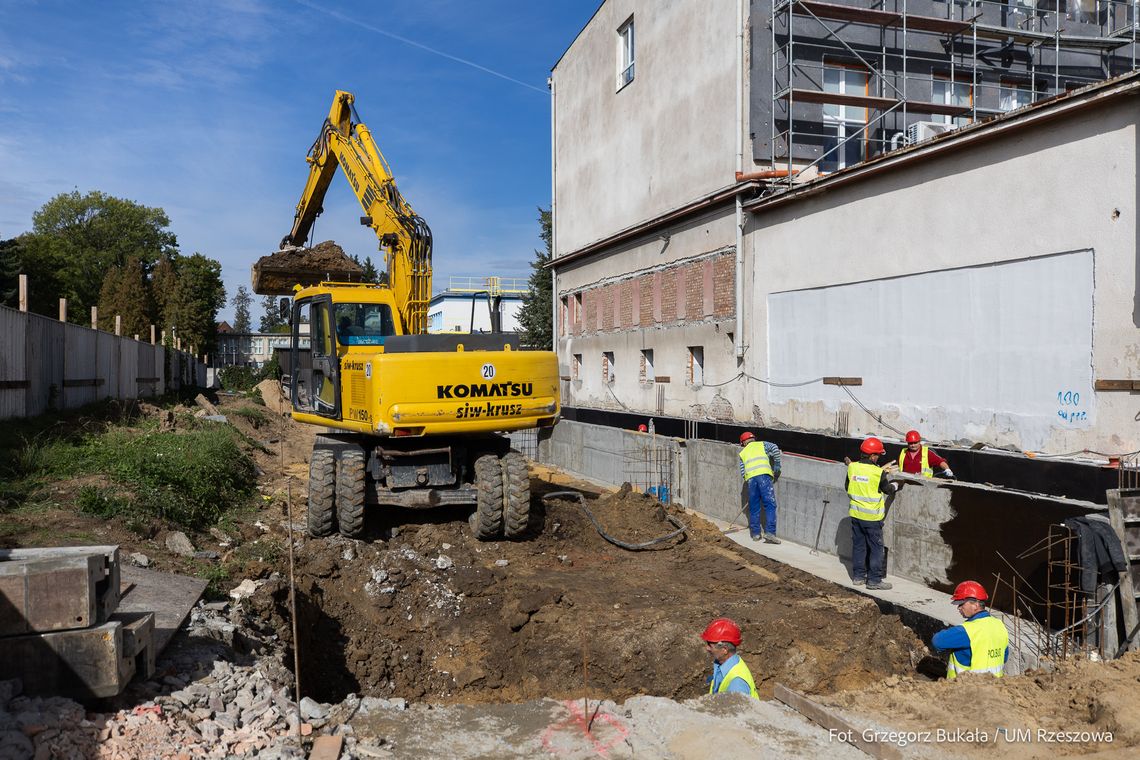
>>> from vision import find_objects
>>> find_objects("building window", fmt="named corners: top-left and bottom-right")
top-left (640, 349), bottom-right (654, 383)
top-left (573, 292), bottom-right (583, 332)
top-left (603, 351), bottom-right (615, 384)
top-left (560, 296), bottom-right (568, 336)
top-left (999, 81), bottom-right (1032, 112)
top-left (687, 346), bottom-right (704, 386)
top-left (573, 353), bottom-right (582, 380)
top-left (932, 76), bottom-right (971, 128)
top-left (821, 65), bottom-right (868, 172)
top-left (617, 17), bottom-right (635, 90)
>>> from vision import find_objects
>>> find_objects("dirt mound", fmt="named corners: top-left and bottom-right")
top-left (251, 240), bottom-right (363, 295)
top-left (821, 652), bottom-right (1140, 756)
top-left (243, 478), bottom-right (925, 707)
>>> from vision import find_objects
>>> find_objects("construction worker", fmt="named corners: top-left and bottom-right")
top-left (899, 430), bottom-right (954, 478)
top-left (846, 437), bottom-right (899, 590)
top-left (700, 618), bottom-right (759, 698)
top-left (932, 581), bottom-right (1009, 679)
top-left (738, 431), bottom-right (782, 543)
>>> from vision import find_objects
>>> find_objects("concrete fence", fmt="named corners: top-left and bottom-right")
top-left (538, 419), bottom-right (1103, 601)
top-left (0, 305), bottom-right (205, 419)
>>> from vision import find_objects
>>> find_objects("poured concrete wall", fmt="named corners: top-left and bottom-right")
top-left (541, 420), bottom-right (1101, 594)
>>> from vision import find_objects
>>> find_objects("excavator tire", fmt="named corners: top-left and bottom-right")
top-left (307, 449), bottom-right (336, 537)
top-left (471, 453), bottom-right (504, 540)
top-left (336, 450), bottom-right (366, 538)
top-left (501, 451), bottom-right (530, 538)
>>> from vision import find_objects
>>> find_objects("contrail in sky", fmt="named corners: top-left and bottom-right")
top-left (294, 0), bottom-right (548, 94)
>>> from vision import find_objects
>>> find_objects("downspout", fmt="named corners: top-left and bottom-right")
top-left (549, 75), bottom-right (558, 352)
top-left (734, 0), bottom-right (746, 361)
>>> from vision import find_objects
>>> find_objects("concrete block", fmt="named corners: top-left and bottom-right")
top-left (0, 613), bottom-right (153, 699)
top-left (0, 546), bottom-right (120, 635)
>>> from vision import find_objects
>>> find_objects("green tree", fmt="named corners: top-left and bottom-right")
top-left (163, 254), bottom-right (226, 354)
top-left (259, 293), bottom-right (288, 332)
top-left (231, 285), bottom-right (252, 333)
top-left (517, 207), bottom-right (553, 350)
top-left (350, 254), bottom-right (381, 284)
top-left (27, 191), bottom-right (177, 322)
top-left (97, 256), bottom-right (152, 337)
top-left (1, 233), bottom-right (69, 316)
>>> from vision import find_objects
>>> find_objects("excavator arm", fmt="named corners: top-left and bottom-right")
top-left (282, 90), bottom-right (433, 334)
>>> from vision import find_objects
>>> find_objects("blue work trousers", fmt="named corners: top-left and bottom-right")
top-left (746, 474), bottom-right (778, 537)
top-left (851, 517), bottom-right (885, 584)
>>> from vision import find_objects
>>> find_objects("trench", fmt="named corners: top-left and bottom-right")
top-left (249, 478), bottom-right (930, 706)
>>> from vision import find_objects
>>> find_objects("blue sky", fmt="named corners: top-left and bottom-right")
top-left (0, 0), bottom-right (598, 323)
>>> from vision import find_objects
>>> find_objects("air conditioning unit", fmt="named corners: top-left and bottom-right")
top-left (906, 120), bottom-right (955, 145)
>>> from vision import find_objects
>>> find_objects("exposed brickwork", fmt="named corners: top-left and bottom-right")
top-left (713, 255), bottom-right (735, 318)
top-left (661, 269), bottom-right (677, 323)
top-left (601, 284), bottom-right (615, 331)
top-left (620, 281), bottom-right (633, 328)
top-left (639, 277), bottom-right (653, 327)
top-left (684, 261), bottom-right (702, 320)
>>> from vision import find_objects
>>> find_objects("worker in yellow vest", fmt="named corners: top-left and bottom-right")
top-left (933, 581), bottom-right (1009, 679)
top-left (700, 618), bottom-right (759, 698)
top-left (739, 431), bottom-right (782, 543)
top-left (898, 430), bottom-right (954, 478)
top-left (846, 437), bottom-right (899, 590)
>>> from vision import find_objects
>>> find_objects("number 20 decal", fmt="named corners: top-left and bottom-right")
top-left (481, 363), bottom-right (496, 379)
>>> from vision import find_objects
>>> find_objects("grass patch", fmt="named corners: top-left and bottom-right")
top-left (229, 405), bottom-right (269, 427)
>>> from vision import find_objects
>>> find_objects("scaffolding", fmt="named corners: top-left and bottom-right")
top-left (770, 0), bottom-right (1140, 180)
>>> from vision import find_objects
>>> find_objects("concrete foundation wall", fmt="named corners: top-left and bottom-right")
top-left (542, 420), bottom-right (1101, 594)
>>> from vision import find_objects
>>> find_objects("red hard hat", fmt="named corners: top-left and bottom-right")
top-left (739, 432), bottom-right (755, 445)
top-left (638, 424), bottom-right (648, 432)
top-left (905, 430), bottom-right (922, 444)
top-left (700, 618), bottom-right (742, 646)
top-left (951, 580), bottom-right (989, 603)
top-left (860, 437), bottom-right (885, 455)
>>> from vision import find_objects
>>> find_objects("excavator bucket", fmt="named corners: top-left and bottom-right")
top-left (251, 240), bottom-right (364, 295)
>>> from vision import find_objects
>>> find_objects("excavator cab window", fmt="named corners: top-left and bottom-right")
top-left (334, 302), bottom-right (395, 346)
top-left (291, 296), bottom-right (341, 419)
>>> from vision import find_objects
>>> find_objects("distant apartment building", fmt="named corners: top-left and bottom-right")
top-left (427, 277), bottom-right (527, 333)
top-left (550, 0), bottom-right (1140, 455)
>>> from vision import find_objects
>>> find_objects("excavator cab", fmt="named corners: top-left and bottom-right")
top-left (291, 295), bottom-right (340, 418)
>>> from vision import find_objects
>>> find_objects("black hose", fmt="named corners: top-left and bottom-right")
top-left (542, 490), bottom-right (687, 551)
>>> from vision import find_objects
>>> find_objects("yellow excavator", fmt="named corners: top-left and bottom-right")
top-left (258, 90), bottom-right (559, 540)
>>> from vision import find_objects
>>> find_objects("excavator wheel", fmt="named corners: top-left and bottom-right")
top-left (501, 451), bottom-right (531, 538)
top-left (307, 449), bottom-right (336, 537)
top-left (336, 449), bottom-right (366, 538)
top-left (471, 453), bottom-right (504, 540)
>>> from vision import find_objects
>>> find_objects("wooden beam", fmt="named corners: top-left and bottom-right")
top-left (18, 274), bottom-right (27, 312)
top-left (91, 306), bottom-right (98, 330)
top-left (59, 298), bottom-right (67, 322)
top-left (62, 379), bottom-right (106, 388)
top-left (0, 380), bottom-right (30, 389)
top-left (774, 684), bottom-right (903, 760)
top-left (114, 315), bottom-right (122, 336)
top-left (1095, 379), bottom-right (1139, 391)
top-left (823, 377), bottom-right (863, 386)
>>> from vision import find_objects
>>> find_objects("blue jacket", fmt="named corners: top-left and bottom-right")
top-left (710, 654), bottom-right (752, 695)
top-left (931, 610), bottom-right (1009, 667)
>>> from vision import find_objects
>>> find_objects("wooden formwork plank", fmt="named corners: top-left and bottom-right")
top-left (0, 546), bottom-right (120, 635)
top-left (1106, 490), bottom-right (1140, 651)
top-left (118, 567), bottom-right (206, 654)
top-left (774, 684), bottom-right (903, 760)
top-left (0, 619), bottom-right (138, 699)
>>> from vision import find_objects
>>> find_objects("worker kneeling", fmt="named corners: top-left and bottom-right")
top-left (701, 618), bottom-right (759, 698)
top-left (932, 581), bottom-right (1009, 679)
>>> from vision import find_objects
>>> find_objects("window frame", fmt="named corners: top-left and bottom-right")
top-left (932, 73), bottom-right (973, 128)
top-left (821, 62), bottom-right (870, 172)
top-left (617, 17), bottom-right (635, 91)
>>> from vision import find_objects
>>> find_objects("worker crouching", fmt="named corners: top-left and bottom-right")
top-left (700, 618), bottom-right (759, 698)
top-left (932, 581), bottom-right (1009, 679)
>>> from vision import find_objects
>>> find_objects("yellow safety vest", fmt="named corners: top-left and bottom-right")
top-left (740, 441), bottom-right (773, 480)
top-left (710, 657), bottom-right (759, 699)
top-left (847, 461), bottom-right (886, 521)
top-left (899, 446), bottom-right (933, 478)
top-left (947, 615), bottom-right (1008, 679)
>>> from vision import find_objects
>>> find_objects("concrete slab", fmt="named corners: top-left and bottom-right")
top-left (118, 567), bottom-right (207, 653)
top-left (0, 546), bottom-right (120, 635)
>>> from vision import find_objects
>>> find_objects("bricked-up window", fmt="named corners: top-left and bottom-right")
top-left (603, 351), bottom-right (615, 384)
top-left (573, 293), bottom-right (583, 333)
top-left (688, 346), bottom-right (704, 386)
top-left (639, 349), bottom-right (654, 383)
top-left (573, 353), bottom-right (582, 380)
top-left (617, 17), bottom-right (634, 90)
top-left (560, 297), bottom-right (568, 336)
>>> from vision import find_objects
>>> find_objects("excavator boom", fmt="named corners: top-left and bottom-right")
top-left (283, 90), bottom-right (433, 334)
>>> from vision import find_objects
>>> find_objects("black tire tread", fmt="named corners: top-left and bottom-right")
top-left (336, 450), bottom-right (366, 538)
top-left (501, 451), bottom-right (531, 538)
top-left (472, 453), bottom-right (504, 540)
top-left (307, 449), bottom-right (336, 537)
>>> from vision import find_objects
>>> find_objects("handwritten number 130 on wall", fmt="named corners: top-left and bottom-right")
top-left (1057, 390), bottom-right (1087, 423)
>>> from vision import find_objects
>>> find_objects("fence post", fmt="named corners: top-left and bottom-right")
top-left (18, 274), bottom-right (27, 312)
top-left (59, 298), bottom-right (67, 322)
top-left (90, 306), bottom-right (97, 330)
top-left (114, 315), bottom-right (121, 336)
top-left (150, 325), bottom-right (156, 345)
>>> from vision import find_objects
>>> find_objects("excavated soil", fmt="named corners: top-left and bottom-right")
top-left (243, 479), bottom-right (926, 706)
top-left (251, 240), bottom-right (363, 294)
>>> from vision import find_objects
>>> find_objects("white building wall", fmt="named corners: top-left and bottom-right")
top-left (427, 296), bottom-right (522, 333)
top-left (552, 0), bottom-right (739, 256)
top-left (742, 97), bottom-right (1139, 453)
